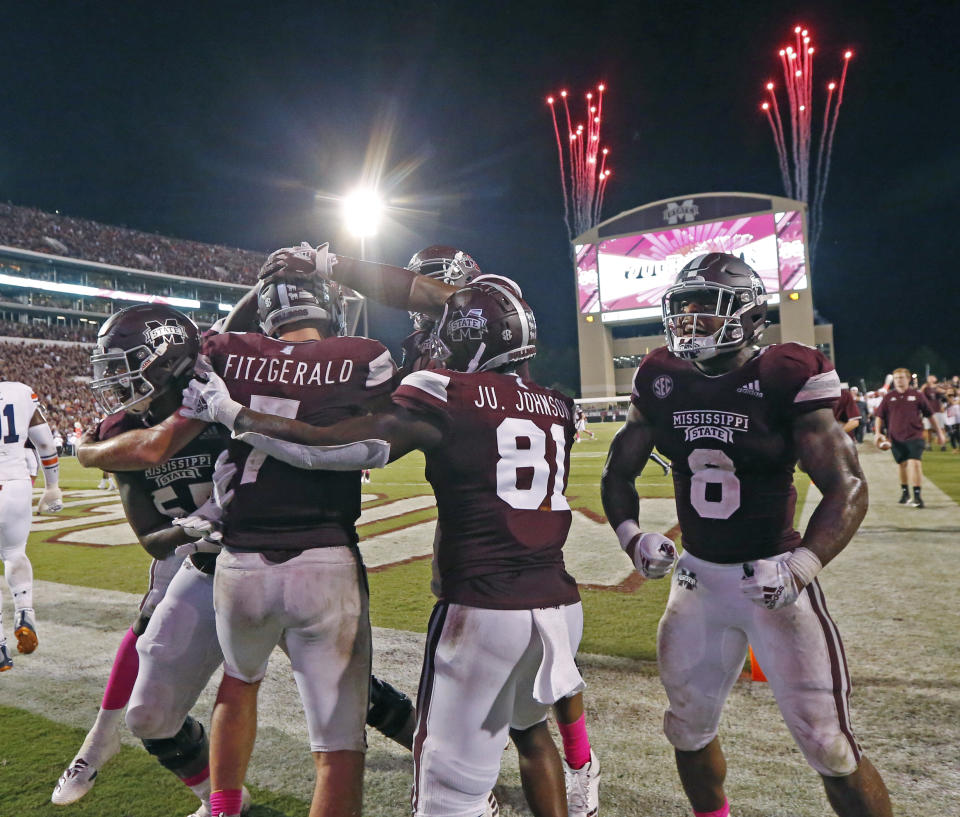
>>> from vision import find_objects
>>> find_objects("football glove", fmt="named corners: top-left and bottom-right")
top-left (630, 532), bottom-right (677, 578)
top-left (741, 558), bottom-right (801, 610)
top-left (181, 366), bottom-right (243, 431)
top-left (258, 241), bottom-right (337, 282)
top-left (173, 453), bottom-right (236, 558)
top-left (38, 486), bottom-right (64, 513)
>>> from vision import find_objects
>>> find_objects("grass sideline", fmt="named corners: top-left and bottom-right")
top-left (19, 423), bottom-right (834, 661)
top-left (0, 705), bottom-right (310, 817)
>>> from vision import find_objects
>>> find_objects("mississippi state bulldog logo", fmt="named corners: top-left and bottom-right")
top-left (143, 319), bottom-right (187, 348)
top-left (652, 375), bottom-right (673, 399)
top-left (447, 308), bottom-right (487, 341)
top-left (676, 567), bottom-right (698, 591)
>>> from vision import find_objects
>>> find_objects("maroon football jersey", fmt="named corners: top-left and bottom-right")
top-left (201, 332), bottom-right (398, 551)
top-left (392, 368), bottom-right (580, 610)
top-left (875, 388), bottom-right (934, 442)
top-left (98, 411), bottom-right (225, 520)
top-left (833, 388), bottom-right (860, 439)
top-left (631, 343), bottom-right (841, 563)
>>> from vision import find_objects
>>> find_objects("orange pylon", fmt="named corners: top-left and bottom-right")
top-left (748, 645), bottom-right (767, 682)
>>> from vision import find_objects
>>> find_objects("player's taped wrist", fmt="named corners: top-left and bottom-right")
top-left (615, 519), bottom-right (643, 552)
top-left (785, 547), bottom-right (822, 589)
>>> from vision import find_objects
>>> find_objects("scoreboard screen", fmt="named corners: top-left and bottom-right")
top-left (576, 210), bottom-right (807, 317)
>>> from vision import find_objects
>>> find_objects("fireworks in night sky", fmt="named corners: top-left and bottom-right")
top-left (546, 83), bottom-right (612, 240)
top-left (760, 25), bottom-right (853, 259)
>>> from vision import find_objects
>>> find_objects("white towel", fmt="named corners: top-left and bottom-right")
top-left (531, 607), bottom-right (585, 705)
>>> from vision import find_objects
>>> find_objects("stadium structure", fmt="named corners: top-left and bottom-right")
top-left (572, 192), bottom-right (834, 409)
top-left (0, 205), bottom-right (365, 340)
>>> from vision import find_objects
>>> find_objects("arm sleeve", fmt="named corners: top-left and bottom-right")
top-left (27, 421), bottom-right (59, 486)
top-left (232, 433), bottom-right (391, 470)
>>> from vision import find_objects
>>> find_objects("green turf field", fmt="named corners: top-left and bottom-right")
top-left (5, 426), bottom-right (958, 817)
top-left (20, 423), bottom-right (828, 661)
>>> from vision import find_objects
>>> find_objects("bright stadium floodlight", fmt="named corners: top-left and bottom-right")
top-left (342, 187), bottom-right (383, 239)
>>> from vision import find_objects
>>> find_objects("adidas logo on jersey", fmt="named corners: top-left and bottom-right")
top-left (736, 379), bottom-right (763, 398)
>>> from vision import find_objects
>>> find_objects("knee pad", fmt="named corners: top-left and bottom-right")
top-left (795, 723), bottom-right (860, 777)
top-left (367, 675), bottom-right (414, 739)
top-left (663, 708), bottom-right (717, 753)
top-left (141, 716), bottom-right (209, 780)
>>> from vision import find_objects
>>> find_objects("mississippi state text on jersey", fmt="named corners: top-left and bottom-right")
top-left (0, 382), bottom-right (41, 481)
top-left (202, 331), bottom-right (397, 550)
top-left (631, 343), bottom-right (840, 562)
top-left (392, 368), bottom-right (580, 609)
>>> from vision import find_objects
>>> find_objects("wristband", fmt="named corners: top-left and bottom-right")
top-left (785, 547), bottom-right (822, 589)
top-left (615, 519), bottom-right (643, 552)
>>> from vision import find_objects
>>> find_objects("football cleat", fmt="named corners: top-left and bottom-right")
top-left (898, 492), bottom-right (910, 504)
top-left (910, 498), bottom-right (925, 509)
top-left (190, 785), bottom-right (252, 817)
top-left (484, 790), bottom-right (500, 816)
top-left (14, 609), bottom-right (38, 654)
top-left (0, 643), bottom-right (13, 671)
top-left (563, 748), bottom-right (601, 817)
top-left (51, 728), bottom-right (122, 805)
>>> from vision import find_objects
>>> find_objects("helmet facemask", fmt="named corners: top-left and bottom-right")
top-left (407, 248), bottom-right (482, 330)
top-left (663, 278), bottom-right (767, 361)
top-left (90, 341), bottom-right (190, 415)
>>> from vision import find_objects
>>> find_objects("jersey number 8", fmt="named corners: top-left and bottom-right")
top-left (688, 448), bottom-right (741, 520)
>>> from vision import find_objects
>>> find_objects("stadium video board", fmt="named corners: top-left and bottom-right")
top-left (576, 210), bottom-right (807, 317)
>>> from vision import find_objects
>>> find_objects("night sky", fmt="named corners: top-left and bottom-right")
top-left (3, 1), bottom-right (958, 386)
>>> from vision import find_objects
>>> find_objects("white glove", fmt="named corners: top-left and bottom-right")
top-left (259, 241), bottom-right (337, 281)
top-left (741, 558), bottom-right (800, 610)
top-left (172, 453), bottom-right (236, 558)
top-left (174, 536), bottom-right (223, 559)
top-left (181, 367), bottom-right (242, 431)
top-left (631, 532), bottom-right (677, 578)
top-left (616, 521), bottom-right (676, 578)
top-left (38, 486), bottom-right (64, 513)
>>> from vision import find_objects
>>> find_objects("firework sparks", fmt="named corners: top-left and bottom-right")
top-left (759, 26), bottom-right (853, 258)
top-left (546, 82), bottom-right (611, 239)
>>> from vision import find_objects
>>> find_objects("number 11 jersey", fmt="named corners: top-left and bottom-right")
top-left (393, 368), bottom-right (580, 610)
top-left (631, 343), bottom-right (841, 563)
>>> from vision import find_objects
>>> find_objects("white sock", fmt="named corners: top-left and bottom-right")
top-left (77, 708), bottom-right (125, 762)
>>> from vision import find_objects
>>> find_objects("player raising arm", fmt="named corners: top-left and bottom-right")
top-left (183, 278), bottom-right (599, 817)
top-left (601, 253), bottom-right (891, 817)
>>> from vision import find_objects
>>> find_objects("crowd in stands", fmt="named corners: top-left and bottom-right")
top-left (1, 340), bottom-right (99, 435)
top-left (0, 202), bottom-right (262, 285)
top-left (0, 319), bottom-right (98, 344)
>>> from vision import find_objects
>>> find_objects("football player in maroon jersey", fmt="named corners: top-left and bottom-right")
top-left (76, 281), bottom-right (399, 817)
top-left (254, 244), bottom-right (602, 816)
top-left (600, 253), bottom-right (892, 817)
top-left (56, 304), bottom-right (251, 817)
top-left (181, 279), bottom-right (594, 817)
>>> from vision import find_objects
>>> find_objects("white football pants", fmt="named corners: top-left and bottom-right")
top-left (0, 478), bottom-right (35, 612)
top-left (213, 546), bottom-right (371, 753)
top-left (658, 550), bottom-right (862, 777)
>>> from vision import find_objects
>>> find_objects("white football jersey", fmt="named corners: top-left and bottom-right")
top-left (0, 381), bottom-right (41, 481)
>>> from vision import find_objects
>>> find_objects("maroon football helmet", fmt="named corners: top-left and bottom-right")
top-left (662, 253), bottom-right (768, 361)
top-left (90, 303), bottom-right (200, 415)
top-left (427, 278), bottom-right (537, 373)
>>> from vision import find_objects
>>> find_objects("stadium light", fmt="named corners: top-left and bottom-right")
top-left (342, 187), bottom-right (383, 239)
